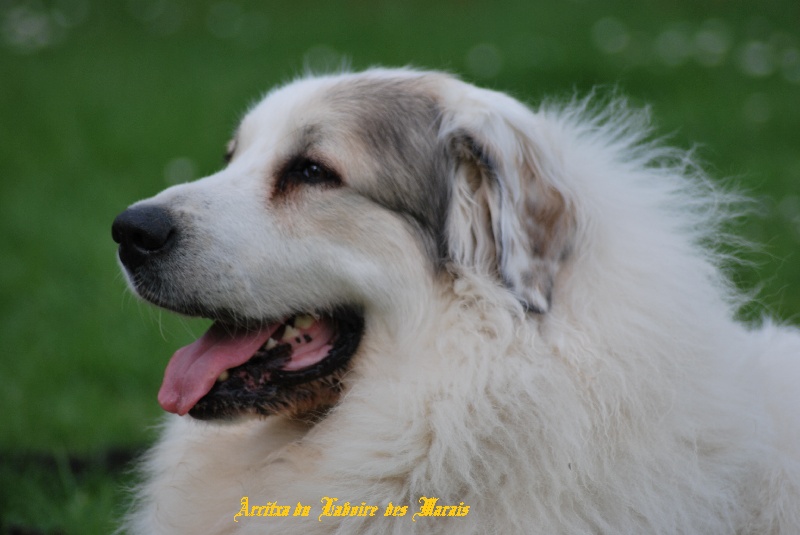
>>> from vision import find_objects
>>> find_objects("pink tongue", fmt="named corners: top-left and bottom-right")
top-left (158, 322), bottom-right (277, 415)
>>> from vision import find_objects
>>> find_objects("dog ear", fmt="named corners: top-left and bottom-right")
top-left (443, 88), bottom-right (574, 314)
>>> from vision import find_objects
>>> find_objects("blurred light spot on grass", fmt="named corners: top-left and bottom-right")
top-left (466, 43), bottom-right (503, 79)
top-left (694, 19), bottom-right (732, 67)
top-left (738, 41), bottom-right (776, 77)
top-left (742, 93), bottom-right (771, 125)
top-left (164, 157), bottom-right (196, 185)
top-left (592, 17), bottom-right (629, 55)
top-left (1, 2), bottom-right (65, 53)
top-left (588, 16), bottom-right (800, 89)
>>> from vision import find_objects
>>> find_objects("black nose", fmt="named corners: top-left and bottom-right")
top-left (112, 205), bottom-right (176, 269)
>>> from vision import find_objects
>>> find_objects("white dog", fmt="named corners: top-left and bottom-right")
top-left (112, 68), bottom-right (800, 534)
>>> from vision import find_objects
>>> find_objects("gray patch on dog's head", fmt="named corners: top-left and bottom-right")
top-left (323, 76), bottom-right (452, 267)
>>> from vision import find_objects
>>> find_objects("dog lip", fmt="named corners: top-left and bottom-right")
top-left (158, 322), bottom-right (281, 415)
top-left (188, 307), bottom-right (365, 420)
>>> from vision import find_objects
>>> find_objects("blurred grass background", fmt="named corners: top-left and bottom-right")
top-left (1, 0), bottom-right (798, 533)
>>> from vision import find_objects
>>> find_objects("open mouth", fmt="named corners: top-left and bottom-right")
top-left (157, 308), bottom-right (364, 420)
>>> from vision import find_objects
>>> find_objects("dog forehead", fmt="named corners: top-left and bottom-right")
top-left (237, 71), bottom-right (448, 155)
top-left (235, 76), bottom-right (334, 149)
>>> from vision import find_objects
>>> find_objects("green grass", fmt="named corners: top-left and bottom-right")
top-left (2, 1), bottom-right (799, 533)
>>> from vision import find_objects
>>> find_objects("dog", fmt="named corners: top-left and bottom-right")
top-left (112, 68), bottom-right (800, 534)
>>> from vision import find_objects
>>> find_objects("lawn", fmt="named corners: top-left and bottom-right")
top-left (1, 1), bottom-right (799, 533)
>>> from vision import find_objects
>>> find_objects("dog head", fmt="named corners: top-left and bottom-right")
top-left (112, 69), bottom-right (574, 420)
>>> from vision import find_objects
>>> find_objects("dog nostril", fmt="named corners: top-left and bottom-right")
top-left (131, 226), bottom-right (169, 251)
top-left (112, 205), bottom-right (176, 268)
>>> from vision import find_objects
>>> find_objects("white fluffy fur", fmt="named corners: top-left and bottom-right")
top-left (121, 69), bottom-right (800, 534)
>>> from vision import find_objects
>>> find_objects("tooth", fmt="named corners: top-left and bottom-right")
top-left (216, 370), bottom-right (229, 382)
top-left (265, 337), bottom-right (278, 350)
top-left (294, 314), bottom-right (315, 329)
top-left (282, 325), bottom-right (300, 341)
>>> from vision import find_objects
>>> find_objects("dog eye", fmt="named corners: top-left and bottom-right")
top-left (297, 164), bottom-right (327, 183)
top-left (284, 160), bottom-right (340, 186)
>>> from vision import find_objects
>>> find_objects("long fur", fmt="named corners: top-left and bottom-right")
top-left (117, 69), bottom-right (800, 534)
